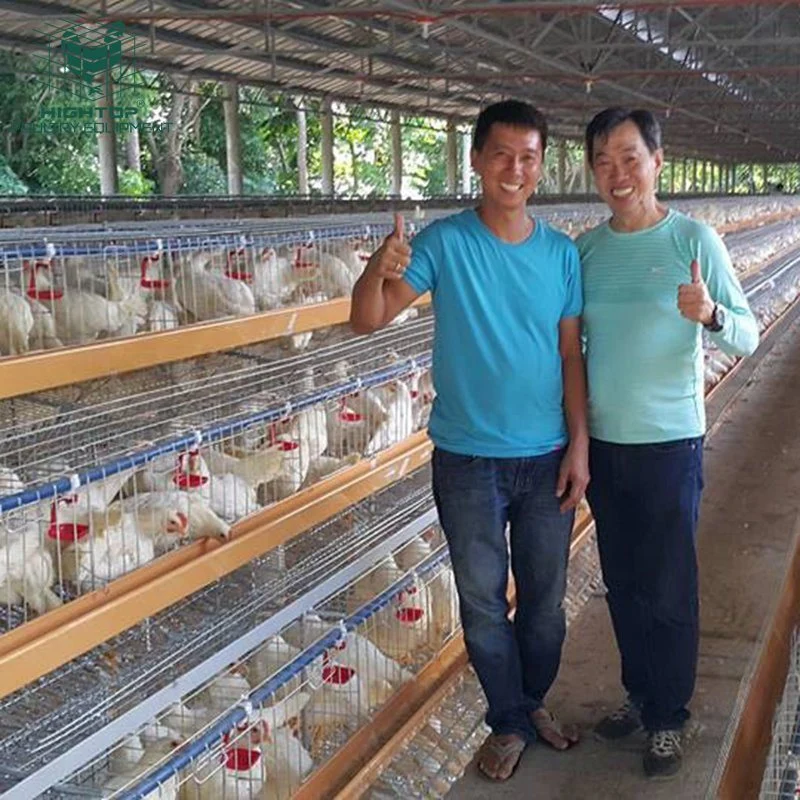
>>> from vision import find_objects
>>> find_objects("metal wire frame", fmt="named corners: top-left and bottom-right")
top-left (74, 529), bottom-right (456, 800)
top-left (0, 330), bottom-right (435, 635)
top-left (0, 465), bottom-right (436, 797)
top-left (0, 194), bottom-right (795, 359)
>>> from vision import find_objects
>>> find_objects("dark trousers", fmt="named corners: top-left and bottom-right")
top-left (432, 446), bottom-right (574, 741)
top-left (587, 437), bottom-right (704, 732)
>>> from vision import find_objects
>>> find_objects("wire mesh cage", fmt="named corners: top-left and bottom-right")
top-left (760, 629), bottom-right (800, 799)
top-left (0, 463), bottom-right (437, 795)
top-left (0, 313), bottom-right (434, 630)
top-left (24, 470), bottom-right (458, 799)
top-left (0, 216), bottom-right (426, 357)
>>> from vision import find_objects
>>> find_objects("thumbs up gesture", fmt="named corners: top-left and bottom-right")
top-left (677, 259), bottom-right (715, 325)
top-left (366, 213), bottom-right (412, 282)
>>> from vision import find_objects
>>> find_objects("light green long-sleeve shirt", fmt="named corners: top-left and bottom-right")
top-left (577, 208), bottom-right (759, 444)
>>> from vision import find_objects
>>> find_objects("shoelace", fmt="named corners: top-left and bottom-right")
top-left (650, 730), bottom-right (682, 757)
top-left (610, 700), bottom-right (637, 721)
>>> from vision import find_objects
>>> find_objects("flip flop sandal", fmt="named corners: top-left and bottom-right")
top-left (477, 734), bottom-right (527, 782)
top-left (532, 708), bottom-right (580, 751)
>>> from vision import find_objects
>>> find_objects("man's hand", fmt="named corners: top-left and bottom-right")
top-left (677, 259), bottom-right (715, 325)
top-left (556, 442), bottom-right (589, 513)
top-left (365, 213), bottom-right (412, 281)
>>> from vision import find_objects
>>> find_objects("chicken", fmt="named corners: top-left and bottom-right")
top-left (299, 453), bottom-right (360, 490)
top-left (0, 521), bottom-right (62, 615)
top-left (364, 380), bottom-right (415, 455)
top-left (25, 296), bottom-right (63, 350)
top-left (203, 446), bottom-right (284, 490)
top-left (368, 575), bottom-right (434, 664)
top-left (249, 634), bottom-right (301, 688)
top-left (175, 250), bottom-right (256, 321)
top-left (33, 263), bottom-right (143, 345)
top-left (0, 289), bottom-right (34, 355)
top-left (264, 406), bottom-right (328, 502)
top-left (248, 248), bottom-right (296, 311)
top-left (260, 727), bottom-right (314, 800)
top-left (292, 248), bottom-right (357, 298)
top-left (325, 390), bottom-right (388, 458)
top-left (117, 492), bottom-right (230, 549)
top-left (0, 467), bottom-right (25, 497)
top-left (60, 519), bottom-right (157, 589)
top-left (396, 540), bottom-right (460, 644)
top-left (295, 616), bottom-right (411, 706)
top-left (199, 671), bottom-right (251, 714)
top-left (181, 745), bottom-right (266, 800)
top-left (160, 702), bottom-right (211, 740)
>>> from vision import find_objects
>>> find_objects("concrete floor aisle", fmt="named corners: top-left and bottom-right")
top-left (448, 313), bottom-right (800, 800)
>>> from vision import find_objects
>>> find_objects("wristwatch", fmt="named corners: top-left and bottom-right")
top-left (703, 303), bottom-right (725, 333)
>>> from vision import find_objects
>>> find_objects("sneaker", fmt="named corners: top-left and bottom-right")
top-left (643, 729), bottom-right (683, 780)
top-left (594, 700), bottom-right (643, 742)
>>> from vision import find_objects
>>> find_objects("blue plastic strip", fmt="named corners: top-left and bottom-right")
top-left (0, 222), bottom-right (406, 261)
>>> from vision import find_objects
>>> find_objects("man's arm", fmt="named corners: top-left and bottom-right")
top-left (557, 316), bottom-right (590, 512)
top-left (350, 213), bottom-right (421, 334)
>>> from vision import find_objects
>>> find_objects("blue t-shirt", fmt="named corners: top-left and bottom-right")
top-left (577, 208), bottom-right (758, 444)
top-left (403, 209), bottom-right (582, 457)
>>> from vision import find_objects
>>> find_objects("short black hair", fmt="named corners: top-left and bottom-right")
top-left (473, 100), bottom-right (548, 154)
top-left (585, 108), bottom-right (661, 165)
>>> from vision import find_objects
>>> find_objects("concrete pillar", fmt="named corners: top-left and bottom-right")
top-left (731, 164), bottom-right (737, 193)
top-left (321, 97), bottom-right (334, 196)
top-left (461, 131), bottom-right (471, 194)
top-left (763, 163), bottom-right (770, 192)
top-left (446, 118), bottom-right (458, 195)
top-left (557, 140), bottom-right (567, 194)
top-left (223, 82), bottom-right (242, 195)
top-left (96, 78), bottom-right (118, 195)
top-left (296, 101), bottom-right (309, 196)
top-left (700, 160), bottom-right (707, 193)
top-left (682, 159), bottom-right (688, 193)
top-left (391, 109), bottom-right (402, 197)
top-left (582, 156), bottom-right (592, 193)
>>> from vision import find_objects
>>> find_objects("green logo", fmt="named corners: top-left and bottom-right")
top-left (31, 19), bottom-right (139, 100)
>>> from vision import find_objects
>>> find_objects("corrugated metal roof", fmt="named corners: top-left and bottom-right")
top-left (0, 0), bottom-right (798, 161)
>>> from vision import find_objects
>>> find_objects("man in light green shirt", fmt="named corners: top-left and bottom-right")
top-left (577, 107), bottom-right (758, 781)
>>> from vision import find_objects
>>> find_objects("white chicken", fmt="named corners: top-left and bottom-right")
top-left (325, 390), bottom-right (388, 458)
top-left (161, 701), bottom-right (211, 740)
top-left (31, 263), bottom-right (143, 345)
top-left (299, 453), bottom-right (360, 490)
top-left (264, 406), bottom-right (328, 502)
top-left (117, 492), bottom-right (230, 549)
top-left (293, 616), bottom-right (411, 706)
top-left (248, 247), bottom-right (296, 311)
top-left (0, 289), bottom-right (34, 355)
top-left (181, 744), bottom-right (266, 800)
top-left (291, 247), bottom-right (355, 299)
top-left (199, 671), bottom-right (251, 714)
top-left (175, 250), bottom-right (256, 321)
top-left (364, 380), bottom-right (414, 455)
top-left (395, 539), bottom-right (460, 644)
top-left (249, 634), bottom-right (301, 688)
top-left (260, 727), bottom-right (314, 800)
top-left (60, 520), bottom-right (157, 589)
top-left (0, 467), bottom-right (25, 497)
top-left (0, 521), bottom-right (62, 615)
top-left (25, 295), bottom-right (63, 350)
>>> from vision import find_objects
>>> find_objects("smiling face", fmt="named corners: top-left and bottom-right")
top-left (471, 123), bottom-right (544, 214)
top-left (590, 119), bottom-right (664, 229)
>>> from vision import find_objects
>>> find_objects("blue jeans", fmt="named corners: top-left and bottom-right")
top-left (432, 446), bottom-right (574, 742)
top-left (587, 437), bottom-right (704, 732)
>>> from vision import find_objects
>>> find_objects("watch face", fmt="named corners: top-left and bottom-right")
top-left (715, 306), bottom-right (726, 329)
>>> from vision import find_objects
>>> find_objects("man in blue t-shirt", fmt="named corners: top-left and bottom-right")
top-left (350, 100), bottom-right (588, 782)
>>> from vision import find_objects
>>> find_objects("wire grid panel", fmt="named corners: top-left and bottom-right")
top-left (0, 315), bottom-right (434, 630)
top-left (0, 466), bottom-right (434, 789)
top-left (55, 520), bottom-right (458, 798)
top-left (0, 219), bottom-right (409, 357)
top-left (760, 629), bottom-right (800, 799)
